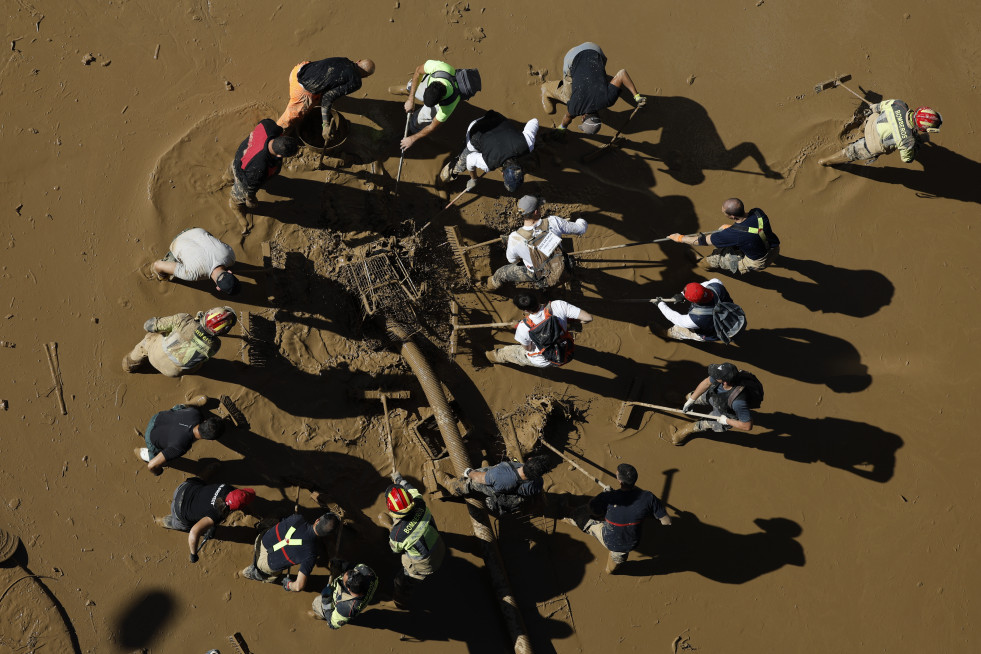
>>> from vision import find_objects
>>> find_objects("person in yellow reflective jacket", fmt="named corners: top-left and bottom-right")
top-left (818, 101), bottom-right (942, 166)
top-left (382, 471), bottom-right (446, 608)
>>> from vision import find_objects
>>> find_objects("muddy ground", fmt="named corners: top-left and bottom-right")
top-left (1, 1), bottom-right (979, 652)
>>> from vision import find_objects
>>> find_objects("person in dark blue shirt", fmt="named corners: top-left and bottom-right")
top-left (438, 456), bottom-right (548, 515)
top-left (669, 198), bottom-right (780, 274)
top-left (241, 512), bottom-right (338, 592)
top-left (671, 362), bottom-right (760, 445)
top-left (567, 463), bottom-right (671, 573)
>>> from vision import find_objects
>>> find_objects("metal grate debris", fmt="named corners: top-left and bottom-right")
top-left (338, 245), bottom-right (422, 334)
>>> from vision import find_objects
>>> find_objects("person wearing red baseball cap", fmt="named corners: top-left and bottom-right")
top-left (380, 471), bottom-right (446, 608)
top-left (818, 99), bottom-right (941, 166)
top-left (655, 278), bottom-right (744, 342)
top-left (154, 476), bottom-right (255, 563)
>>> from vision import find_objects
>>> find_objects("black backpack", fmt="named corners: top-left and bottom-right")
top-left (431, 68), bottom-right (482, 105)
top-left (730, 371), bottom-right (764, 409)
top-left (523, 304), bottom-right (575, 366)
top-left (711, 298), bottom-right (747, 344)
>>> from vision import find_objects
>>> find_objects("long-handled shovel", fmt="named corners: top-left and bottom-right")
top-left (394, 115), bottom-right (411, 196)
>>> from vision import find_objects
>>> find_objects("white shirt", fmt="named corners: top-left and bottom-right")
top-left (656, 278), bottom-right (726, 331)
top-left (513, 300), bottom-right (581, 367)
top-left (169, 228), bottom-right (235, 281)
top-left (505, 216), bottom-right (588, 270)
top-left (465, 118), bottom-right (539, 172)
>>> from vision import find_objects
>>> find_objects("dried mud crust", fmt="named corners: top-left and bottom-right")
top-left (496, 392), bottom-right (590, 460)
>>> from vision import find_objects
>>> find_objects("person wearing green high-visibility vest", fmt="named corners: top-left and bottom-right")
top-left (241, 512), bottom-right (339, 592)
top-left (668, 198), bottom-right (781, 275)
top-left (310, 560), bottom-right (378, 629)
top-left (382, 471), bottom-right (446, 608)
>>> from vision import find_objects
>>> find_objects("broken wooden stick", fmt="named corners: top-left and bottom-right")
top-left (44, 341), bottom-right (67, 415)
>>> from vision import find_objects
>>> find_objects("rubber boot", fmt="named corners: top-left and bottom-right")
top-left (669, 421), bottom-right (705, 446)
top-left (484, 275), bottom-right (502, 291)
top-left (817, 149), bottom-right (850, 167)
top-left (541, 85), bottom-right (556, 115)
top-left (184, 394), bottom-right (209, 408)
top-left (393, 571), bottom-right (414, 609)
top-left (484, 350), bottom-right (499, 365)
top-left (122, 354), bottom-right (141, 373)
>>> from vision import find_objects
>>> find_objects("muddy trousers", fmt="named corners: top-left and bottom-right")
top-left (700, 245), bottom-right (780, 274)
top-left (276, 61), bottom-right (320, 131)
top-left (567, 505), bottom-right (627, 573)
top-left (490, 256), bottom-right (564, 289)
top-left (491, 344), bottom-right (539, 367)
top-left (394, 537), bottom-right (447, 607)
top-left (126, 333), bottom-right (185, 377)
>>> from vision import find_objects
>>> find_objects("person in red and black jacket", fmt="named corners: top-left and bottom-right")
top-left (226, 118), bottom-right (300, 231)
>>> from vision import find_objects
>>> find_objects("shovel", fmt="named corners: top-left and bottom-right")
top-left (581, 101), bottom-right (645, 163)
top-left (569, 230), bottom-right (722, 259)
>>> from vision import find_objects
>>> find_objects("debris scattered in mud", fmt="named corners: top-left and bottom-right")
top-left (82, 53), bottom-right (95, 65)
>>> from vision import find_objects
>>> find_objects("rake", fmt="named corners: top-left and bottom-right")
top-left (444, 225), bottom-right (501, 282)
top-left (448, 299), bottom-right (515, 355)
top-left (814, 73), bottom-right (869, 105)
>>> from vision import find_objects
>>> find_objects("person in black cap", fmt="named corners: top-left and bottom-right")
top-left (440, 111), bottom-right (539, 195)
top-left (566, 463), bottom-right (671, 574)
top-left (151, 227), bottom-right (240, 296)
top-left (484, 194), bottom-right (587, 290)
top-left (670, 362), bottom-right (762, 445)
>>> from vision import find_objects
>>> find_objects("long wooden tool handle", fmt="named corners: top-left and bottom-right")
top-left (538, 439), bottom-right (611, 492)
top-left (452, 322), bottom-right (515, 330)
top-left (608, 102), bottom-right (644, 142)
top-left (572, 230), bottom-right (721, 257)
top-left (395, 115), bottom-right (411, 188)
top-left (381, 394), bottom-right (396, 477)
top-left (838, 82), bottom-right (871, 105)
top-left (630, 401), bottom-right (715, 421)
top-left (462, 237), bottom-right (502, 252)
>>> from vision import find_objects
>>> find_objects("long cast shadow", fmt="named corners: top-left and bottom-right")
top-left (699, 411), bottom-right (903, 482)
top-left (680, 327), bottom-right (872, 393)
top-left (113, 589), bottom-right (176, 651)
top-left (626, 511), bottom-right (805, 582)
top-left (752, 256), bottom-right (894, 317)
top-left (834, 143), bottom-right (981, 205)
top-left (609, 95), bottom-right (783, 185)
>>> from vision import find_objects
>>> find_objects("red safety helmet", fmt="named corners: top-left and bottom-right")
top-left (912, 106), bottom-right (942, 133)
top-left (203, 306), bottom-right (237, 335)
top-left (386, 486), bottom-right (413, 514)
top-left (683, 283), bottom-right (714, 304)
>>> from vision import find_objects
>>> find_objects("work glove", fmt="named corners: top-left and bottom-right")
top-left (682, 397), bottom-right (696, 414)
top-left (143, 318), bottom-right (157, 332)
top-left (668, 233), bottom-right (684, 243)
top-left (391, 471), bottom-right (404, 485)
top-left (465, 178), bottom-right (477, 193)
top-left (716, 415), bottom-right (729, 426)
top-left (322, 122), bottom-right (334, 142)
top-left (150, 466), bottom-right (163, 477)
top-left (282, 575), bottom-right (293, 591)
top-left (634, 94), bottom-right (647, 107)
top-left (671, 293), bottom-right (686, 304)
top-left (463, 468), bottom-right (473, 478)
top-left (189, 553), bottom-right (199, 564)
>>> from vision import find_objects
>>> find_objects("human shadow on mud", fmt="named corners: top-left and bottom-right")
top-left (751, 256), bottom-right (894, 317)
top-left (835, 143), bottom-right (981, 205)
top-left (604, 96), bottom-right (783, 185)
top-left (357, 553), bottom-right (537, 652)
top-left (683, 327), bottom-right (872, 393)
top-left (113, 589), bottom-right (175, 651)
top-left (699, 411), bottom-right (903, 482)
top-left (197, 358), bottom-right (406, 419)
top-left (210, 428), bottom-right (385, 516)
top-left (625, 512), bottom-right (805, 581)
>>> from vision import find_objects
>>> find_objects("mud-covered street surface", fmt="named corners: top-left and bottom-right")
top-left (1, 2), bottom-right (979, 652)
